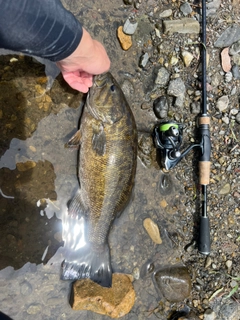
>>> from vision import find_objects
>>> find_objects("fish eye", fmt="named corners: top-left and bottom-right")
top-left (110, 85), bottom-right (115, 92)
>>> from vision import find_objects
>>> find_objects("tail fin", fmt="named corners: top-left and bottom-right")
top-left (61, 242), bottom-right (112, 287)
top-left (61, 193), bottom-right (112, 287)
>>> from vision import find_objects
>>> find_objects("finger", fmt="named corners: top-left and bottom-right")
top-left (62, 72), bottom-right (92, 92)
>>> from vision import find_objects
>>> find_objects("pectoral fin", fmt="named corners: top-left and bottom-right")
top-left (65, 130), bottom-right (82, 149)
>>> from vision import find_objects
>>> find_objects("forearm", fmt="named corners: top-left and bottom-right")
top-left (0, 0), bottom-right (83, 61)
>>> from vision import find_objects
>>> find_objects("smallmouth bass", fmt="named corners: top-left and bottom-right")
top-left (61, 72), bottom-right (137, 287)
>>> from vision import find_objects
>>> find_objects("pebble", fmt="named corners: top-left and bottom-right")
top-left (214, 24), bottom-right (240, 48)
top-left (159, 9), bottom-right (173, 18)
top-left (139, 52), bottom-right (149, 68)
top-left (154, 67), bottom-right (170, 87)
top-left (167, 78), bottom-right (186, 108)
top-left (163, 18), bottom-right (200, 34)
top-left (143, 218), bottom-right (162, 244)
top-left (123, 18), bottom-right (138, 35)
top-left (230, 39), bottom-right (240, 55)
top-left (153, 96), bottom-right (169, 119)
top-left (236, 112), bottom-right (240, 123)
top-left (226, 260), bottom-right (232, 270)
top-left (222, 116), bottom-right (229, 124)
top-left (219, 183), bottom-right (231, 195)
top-left (117, 26), bottom-right (132, 50)
top-left (181, 50), bottom-right (194, 67)
top-left (225, 72), bottom-right (233, 82)
top-left (221, 48), bottom-right (231, 72)
top-left (216, 95), bottom-right (229, 112)
top-left (180, 2), bottom-right (192, 16)
top-left (205, 256), bottom-right (212, 268)
top-left (204, 309), bottom-right (217, 320)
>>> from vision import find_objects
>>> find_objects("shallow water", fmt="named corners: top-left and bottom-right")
top-left (0, 1), bottom-right (191, 319)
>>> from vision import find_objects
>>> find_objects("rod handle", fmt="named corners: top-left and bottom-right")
top-left (198, 216), bottom-right (211, 255)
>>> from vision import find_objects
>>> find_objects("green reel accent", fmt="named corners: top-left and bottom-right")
top-left (159, 123), bottom-right (179, 132)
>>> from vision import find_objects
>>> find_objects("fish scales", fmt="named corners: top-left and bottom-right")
top-left (61, 72), bottom-right (137, 287)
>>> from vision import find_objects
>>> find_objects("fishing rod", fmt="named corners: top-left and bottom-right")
top-left (153, 0), bottom-right (211, 254)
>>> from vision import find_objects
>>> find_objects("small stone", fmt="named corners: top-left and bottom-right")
top-left (160, 199), bottom-right (168, 208)
top-left (70, 274), bottom-right (135, 318)
top-left (153, 96), bottom-right (169, 118)
top-left (139, 52), bottom-right (149, 68)
top-left (155, 67), bottom-right (170, 87)
top-left (219, 183), bottom-right (231, 195)
top-left (216, 95), bottom-right (229, 112)
top-left (169, 55), bottom-right (179, 66)
top-left (159, 9), bottom-right (173, 18)
top-left (154, 265), bottom-right (191, 302)
top-left (204, 309), bottom-right (216, 320)
top-left (229, 40), bottom-right (240, 55)
top-left (236, 112), bottom-right (240, 124)
top-left (226, 260), bottom-right (232, 270)
top-left (123, 0), bottom-right (133, 4)
top-left (117, 26), bottom-right (132, 50)
top-left (222, 116), bottom-right (229, 124)
top-left (163, 18), bottom-right (200, 34)
top-left (16, 160), bottom-right (36, 172)
top-left (123, 18), bottom-right (138, 35)
top-left (181, 50), bottom-right (194, 67)
top-left (180, 2), bottom-right (192, 16)
top-left (225, 72), bottom-right (233, 82)
top-left (221, 48), bottom-right (231, 72)
top-left (168, 78), bottom-right (186, 97)
top-left (205, 256), bottom-right (212, 268)
top-left (29, 145), bottom-right (36, 152)
top-left (232, 54), bottom-right (240, 66)
top-left (143, 218), bottom-right (162, 244)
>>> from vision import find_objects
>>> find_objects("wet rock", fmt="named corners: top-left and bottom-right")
top-left (214, 24), bottom-right (240, 48)
top-left (153, 96), bottom-right (169, 118)
top-left (16, 160), bottom-right (36, 172)
top-left (154, 265), bottom-right (191, 302)
top-left (159, 9), bottom-right (173, 18)
top-left (139, 52), bottom-right (149, 68)
top-left (163, 18), bottom-right (200, 34)
top-left (143, 218), bottom-right (162, 244)
top-left (117, 26), bottom-right (132, 50)
top-left (70, 274), bottom-right (135, 318)
top-left (180, 2), bottom-right (192, 16)
top-left (216, 95), bottom-right (229, 112)
top-left (221, 48), bottom-right (231, 72)
top-left (123, 18), bottom-right (138, 35)
top-left (181, 50), bottom-right (194, 67)
top-left (155, 67), bottom-right (170, 88)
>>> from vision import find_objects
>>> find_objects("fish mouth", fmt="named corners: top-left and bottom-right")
top-left (94, 73), bottom-right (109, 88)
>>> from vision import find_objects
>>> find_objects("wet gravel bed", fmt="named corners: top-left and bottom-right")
top-left (0, 0), bottom-right (240, 319)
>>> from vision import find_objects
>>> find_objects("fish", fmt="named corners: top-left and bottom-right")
top-left (61, 72), bottom-right (137, 287)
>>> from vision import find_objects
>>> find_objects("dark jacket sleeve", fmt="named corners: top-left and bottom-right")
top-left (0, 0), bottom-right (83, 61)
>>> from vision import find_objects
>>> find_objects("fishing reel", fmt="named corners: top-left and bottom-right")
top-left (154, 121), bottom-right (201, 170)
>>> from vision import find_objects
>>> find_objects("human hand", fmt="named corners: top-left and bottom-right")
top-left (56, 28), bottom-right (111, 93)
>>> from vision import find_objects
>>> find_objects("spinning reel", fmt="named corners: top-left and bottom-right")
top-left (154, 121), bottom-right (202, 171)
